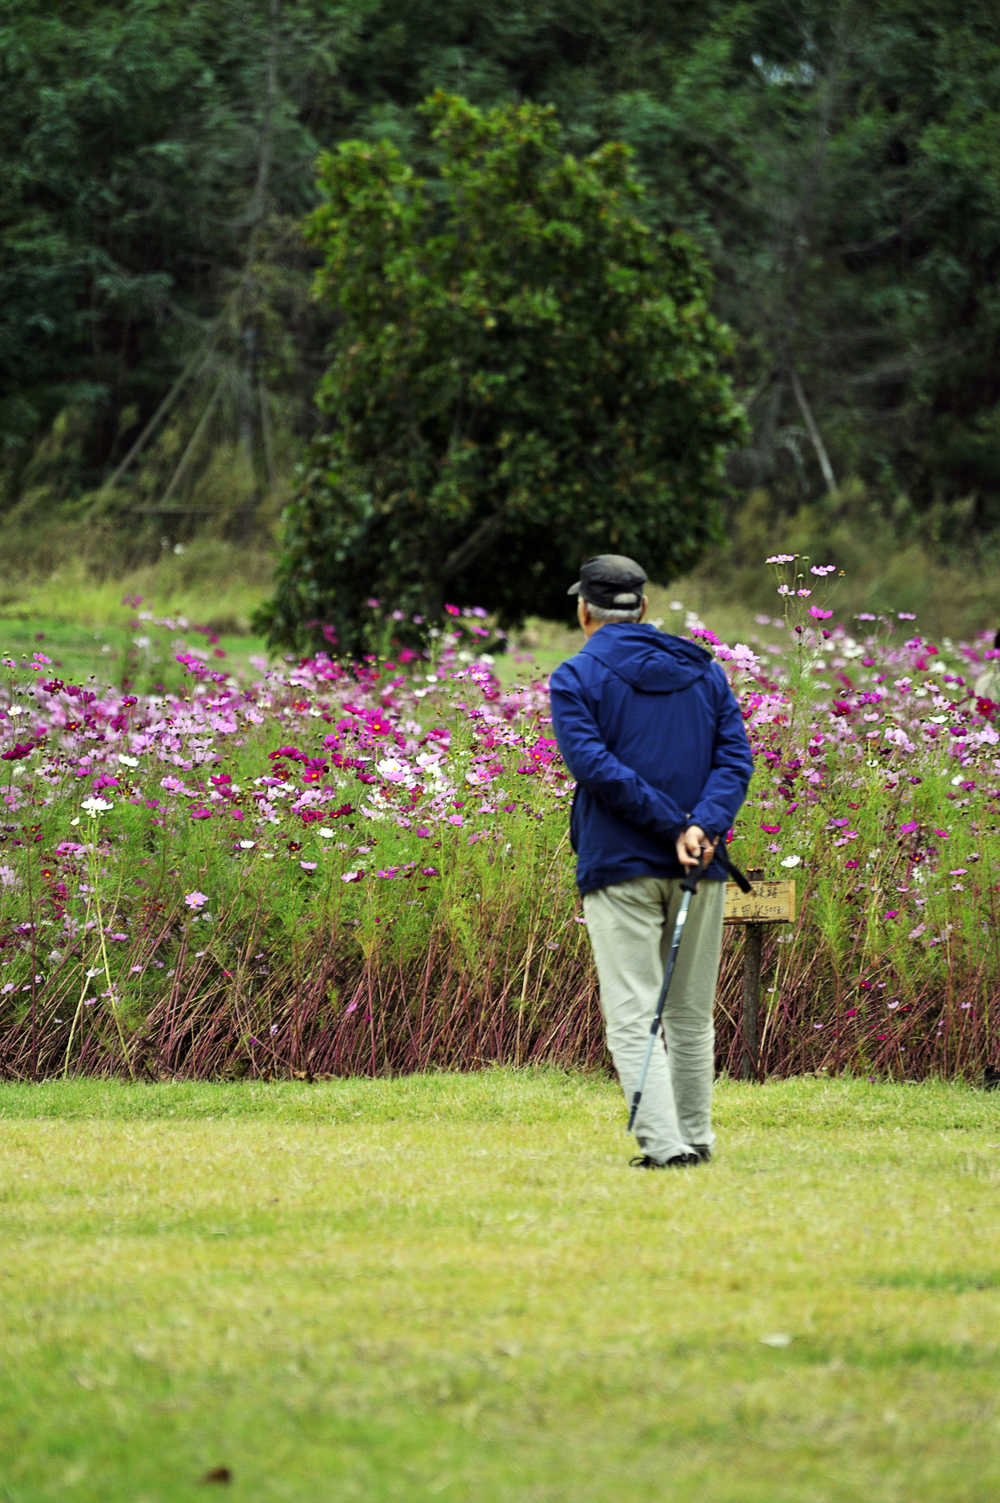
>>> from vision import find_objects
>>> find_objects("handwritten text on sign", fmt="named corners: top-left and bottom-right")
top-left (723, 880), bottom-right (796, 925)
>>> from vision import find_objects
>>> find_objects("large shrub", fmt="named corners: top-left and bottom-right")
top-left (259, 91), bottom-right (746, 655)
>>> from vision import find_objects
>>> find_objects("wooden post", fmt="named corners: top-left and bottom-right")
top-left (741, 921), bottom-right (764, 1080)
top-left (723, 872), bottom-right (795, 1081)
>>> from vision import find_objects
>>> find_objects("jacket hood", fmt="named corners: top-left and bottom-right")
top-left (581, 623), bottom-right (712, 692)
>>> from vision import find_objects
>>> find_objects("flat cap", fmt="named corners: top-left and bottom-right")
top-left (568, 554), bottom-right (647, 610)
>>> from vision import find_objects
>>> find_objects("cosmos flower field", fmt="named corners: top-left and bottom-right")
top-left (2, 564), bottom-right (998, 1081)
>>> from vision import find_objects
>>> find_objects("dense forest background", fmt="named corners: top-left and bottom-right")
top-left (4, 0), bottom-right (1000, 621)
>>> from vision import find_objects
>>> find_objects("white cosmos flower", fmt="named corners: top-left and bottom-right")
top-left (81, 796), bottom-right (114, 816)
top-left (376, 756), bottom-right (409, 782)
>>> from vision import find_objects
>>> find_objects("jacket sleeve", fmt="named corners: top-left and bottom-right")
top-left (688, 667), bottom-right (755, 837)
top-left (549, 664), bottom-right (688, 838)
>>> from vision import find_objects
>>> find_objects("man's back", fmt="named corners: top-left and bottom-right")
top-left (549, 623), bottom-right (753, 894)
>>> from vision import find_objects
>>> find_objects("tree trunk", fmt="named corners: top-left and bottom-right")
top-left (789, 367), bottom-right (837, 494)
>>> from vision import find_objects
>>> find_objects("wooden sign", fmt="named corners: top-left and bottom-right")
top-left (723, 879), bottom-right (796, 925)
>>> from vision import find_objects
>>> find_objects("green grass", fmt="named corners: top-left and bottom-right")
top-left (0, 537), bottom-right (275, 635)
top-left (1, 1072), bottom-right (997, 1502)
top-left (0, 605), bottom-right (269, 688)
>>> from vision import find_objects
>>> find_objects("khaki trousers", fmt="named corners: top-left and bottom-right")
top-left (583, 876), bottom-right (726, 1162)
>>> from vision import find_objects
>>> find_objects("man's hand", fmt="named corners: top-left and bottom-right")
top-left (676, 825), bottom-right (716, 871)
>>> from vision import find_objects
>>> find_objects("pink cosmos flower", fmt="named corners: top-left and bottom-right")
top-left (184, 891), bottom-right (209, 908)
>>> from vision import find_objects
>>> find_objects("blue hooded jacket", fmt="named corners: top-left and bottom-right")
top-left (549, 623), bottom-right (753, 895)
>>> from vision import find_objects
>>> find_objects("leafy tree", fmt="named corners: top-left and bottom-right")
top-left (258, 92), bottom-right (746, 653)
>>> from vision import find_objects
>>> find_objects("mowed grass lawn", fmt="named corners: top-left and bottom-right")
top-left (1, 1071), bottom-right (997, 1503)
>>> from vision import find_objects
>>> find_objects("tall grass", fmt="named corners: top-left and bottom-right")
top-left (2, 568), bottom-right (999, 1082)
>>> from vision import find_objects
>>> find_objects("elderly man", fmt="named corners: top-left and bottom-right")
top-left (549, 554), bottom-right (753, 1169)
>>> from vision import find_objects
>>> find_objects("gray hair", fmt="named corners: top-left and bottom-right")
top-left (583, 597), bottom-right (644, 624)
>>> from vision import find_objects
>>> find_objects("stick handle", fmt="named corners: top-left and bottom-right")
top-left (712, 843), bottom-right (754, 893)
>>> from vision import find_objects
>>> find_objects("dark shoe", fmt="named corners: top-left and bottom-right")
top-left (629, 1152), bottom-right (701, 1170)
top-left (692, 1144), bottom-right (712, 1162)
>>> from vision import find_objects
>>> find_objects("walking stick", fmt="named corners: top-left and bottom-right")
top-left (625, 865), bottom-right (701, 1134)
top-left (625, 846), bottom-right (753, 1134)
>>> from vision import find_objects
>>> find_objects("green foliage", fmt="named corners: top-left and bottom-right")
top-left (607, 1), bottom-right (1000, 517)
top-left (260, 92), bottom-right (746, 652)
top-left (0, 0), bottom-right (353, 494)
top-left (0, 2), bottom-right (225, 464)
top-left (7, 0), bottom-right (1000, 562)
